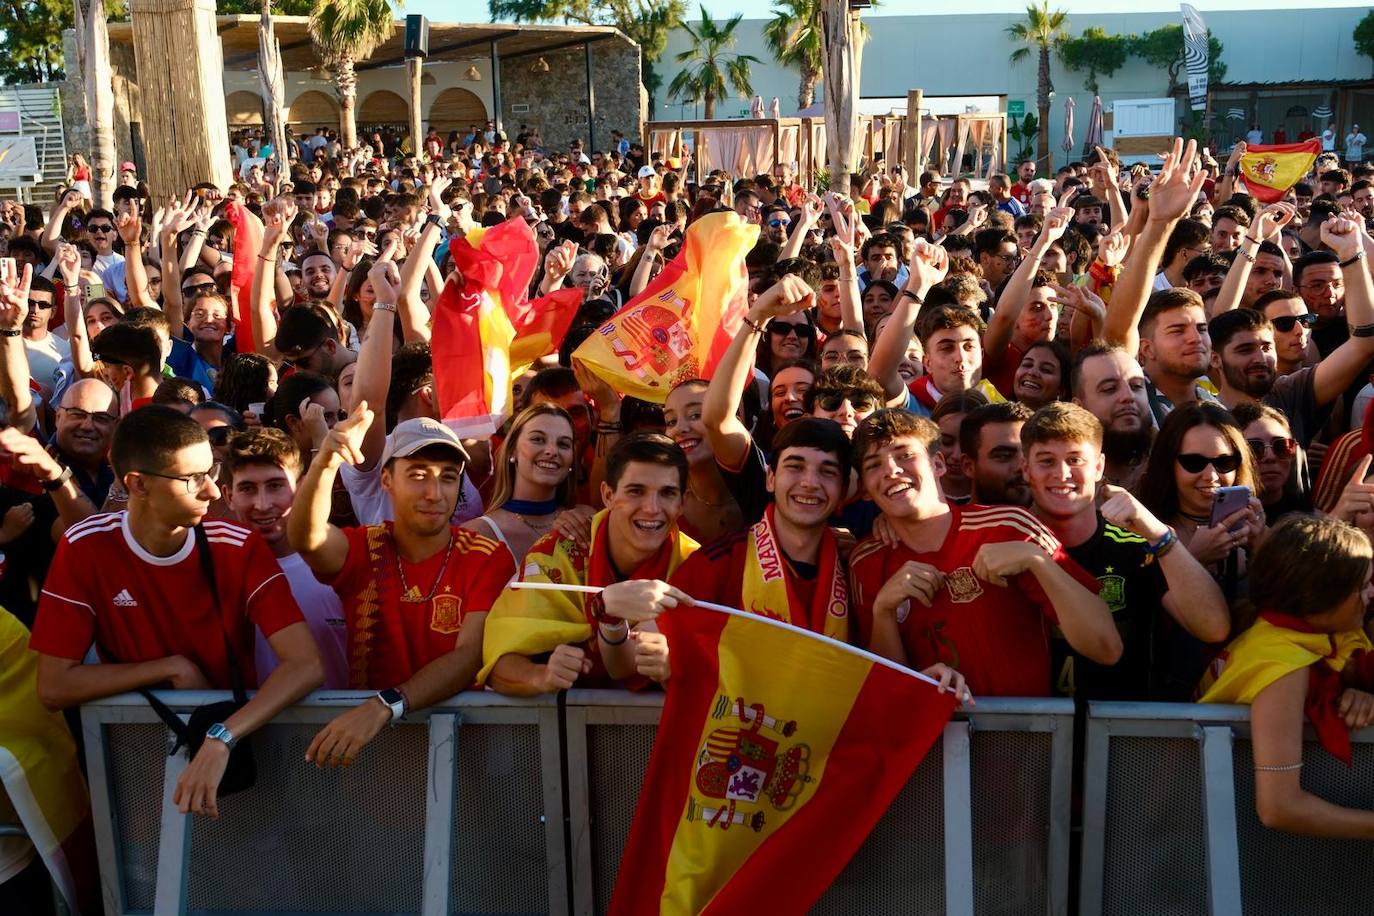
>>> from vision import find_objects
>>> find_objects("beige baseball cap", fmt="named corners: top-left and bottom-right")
top-left (379, 417), bottom-right (470, 466)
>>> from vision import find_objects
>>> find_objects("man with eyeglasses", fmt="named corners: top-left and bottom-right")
top-left (31, 406), bottom-right (324, 819)
top-left (974, 228), bottom-right (1022, 292)
top-left (52, 379), bottom-right (118, 507)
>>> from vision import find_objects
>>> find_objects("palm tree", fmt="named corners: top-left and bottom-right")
top-left (763, 0), bottom-right (870, 111)
top-left (667, 6), bottom-right (761, 120)
top-left (308, 0), bottom-right (397, 149)
top-left (1006, 1), bottom-right (1069, 170)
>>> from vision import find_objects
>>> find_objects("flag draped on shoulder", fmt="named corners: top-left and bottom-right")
top-left (609, 604), bottom-right (956, 915)
top-left (573, 211), bottom-right (758, 403)
top-left (225, 201), bottom-right (264, 352)
top-left (1238, 140), bottom-right (1321, 204)
top-left (431, 220), bottom-right (582, 438)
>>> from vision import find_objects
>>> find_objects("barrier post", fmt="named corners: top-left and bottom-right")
top-left (152, 749), bottom-right (189, 916)
top-left (942, 720), bottom-right (974, 916)
top-left (421, 713), bottom-right (457, 916)
top-left (1200, 726), bottom-right (1243, 916)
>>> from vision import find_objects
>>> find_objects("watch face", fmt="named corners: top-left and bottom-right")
top-left (378, 688), bottom-right (405, 706)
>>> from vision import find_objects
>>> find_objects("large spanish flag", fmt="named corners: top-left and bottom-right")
top-left (432, 220), bottom-right (582, 438)
top-left (226, 200), bottom-right (265, 352)
top-left (1238, 139), bottom-right (1321, 204)
top-left (609, 603), bottom-right (956, 914)
top-left (573, 211), bottom-right (758, 403)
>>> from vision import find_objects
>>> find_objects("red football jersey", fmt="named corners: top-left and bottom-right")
top-left (322, 524), bottom-right (516, 689)
top-left (848, 504), bottom-right (1099, 697)
top-left (31, 513), bottom-right (303, 688)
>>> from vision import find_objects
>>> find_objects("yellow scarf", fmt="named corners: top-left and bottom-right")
top-left (741, 505), bottom-right (849, 641)
top-left (479, 509), bottom-right (698, 684)
top-left (1198, 614), bottom-right (1371, 705)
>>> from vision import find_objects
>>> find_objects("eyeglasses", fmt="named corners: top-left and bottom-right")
top-left (1299, 278), bottom-right (1342, 290)
top-left (87, 224), bottom-right (115, 234)
top-left (767, 218), bottom-right (791, 228)
top-left (1246, 436), bottom-right (1296, 460)
top-left (1176, 452), bottom-right (1241, 474)
top-left (816, 393), bottom-right (879, 413)
top-left (58, 406), bottom-right (117, 425)
top-left (206, 426), bottom-right (236, 447)
top-left (1269, 314), bottom-right (1317, 332)
top-left (136, 463), bottom-right (221, 494)
top-left (769, 322), bottom-right (814, 339)
top-left (181, 281), bottom-right (216, 298)
top-left (283, 341), bottom-right (325, 368)
top-left (993, 252), bottom-right (1022, 264)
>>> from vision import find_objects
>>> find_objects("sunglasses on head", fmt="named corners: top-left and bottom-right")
top-left (1176, 452), bottom-right (1240, 474)
top-left (1247, 436), bottom-right (1296, 460)
top-left (769, 321), bottom-right (814, 339)
top-left (1269, 313), bottom-right (1317, 332)
top-left (816, 393), bottom-right (878, 413)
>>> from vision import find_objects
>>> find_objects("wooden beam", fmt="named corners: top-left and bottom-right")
top-left (224, 37), bottom-right (312, 68)
top-left (357, 29), bottom-right (521, 71)
top-left (499, 33), bottom-right (614, 62)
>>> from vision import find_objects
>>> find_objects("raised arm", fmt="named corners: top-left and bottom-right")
top-left (1310, 215), bottom-right (1374, 407)
top-left (347, 261), bottom-right (401, 472)
top-left (288, 400), bottom-right (374, 576)
top-left (868, 239), bottom-right (950, 401)
top-left (1101, 138), bottom-right (1206, 354)
top-left (1212, 203), bottom-right (1297, 316)
top-left (249, 198), bottom-right (297, 361)
top-left (115, 213), bottom-right (156, 312)
top-left (539, 240), bottom-right (577, 296)
top-left (55, 243), bottom-right (95, 379)
top-left (397, 222), bottom-right (437, 344)
top-left (629, 226), bottom-right (670, 298)
top-left (0, 260), bottom-right (37, 433)
top-left (779, 194), bottom-right (823, 262)
top-left (40, 189), bottom-right (83, 256)
top-left (984, 206), bottom-right (1072, 359)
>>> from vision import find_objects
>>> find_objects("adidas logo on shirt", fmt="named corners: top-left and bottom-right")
top-left (112, 589), bottom-right (138, 607)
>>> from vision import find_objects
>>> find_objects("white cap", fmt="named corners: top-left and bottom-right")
top-left (637, 165), bottom-right (657, 179)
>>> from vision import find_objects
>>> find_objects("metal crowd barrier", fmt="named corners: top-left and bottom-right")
top-left (79, 691), bottom-right (1071, 916)
top-left (1078, 702), bottom-right (1374, 916)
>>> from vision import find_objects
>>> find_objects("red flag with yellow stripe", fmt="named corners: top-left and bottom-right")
top-left (608, 604), bottom-right (956, 914)
top-left (572, 211), bottom-right (758, 403)
top-left (1238, 139), bottom-right (1321, 203)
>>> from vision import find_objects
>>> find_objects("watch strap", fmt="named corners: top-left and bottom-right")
top-left (41, 465), bottom-right (74, 492)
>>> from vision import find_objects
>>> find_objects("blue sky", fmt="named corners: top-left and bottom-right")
top-left (419, 0), bottom-right (1374, 22)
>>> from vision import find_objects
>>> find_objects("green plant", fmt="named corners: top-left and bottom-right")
top-left (1060, 25), bottom-right (1128, 95)
top-left (1006, 1), bottom-right (1069, 170)
top-left (1007, 112), bottom-right (1040, 166)
top-left (1356, 11), bottom-right (1374, 76)
top-left (308, 0), bottom-right (398, 148)
top-left (1129, 24), bottom-right (1226, 99)
top-left (763, 0), bottom-right (872, 111)
top-left (667, 5), bottom-right (760, 120)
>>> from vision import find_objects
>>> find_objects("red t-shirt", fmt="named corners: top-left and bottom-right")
top-left (30, 513), bottom-right (302, 688)
top-left (981, 339), bottom-right (1025, 399)
top-left (669, 529), bottom-right (821, 625)
top-left (321, 524), bottom-right (515, 689)
top-left (848, 504), bottom-right (1098, 697)
top-left (1010, 182), bottom-right (1033, 205)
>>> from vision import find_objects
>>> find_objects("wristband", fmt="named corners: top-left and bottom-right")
top-left (742, 316), bottom-right (766, 335)
top-left (372, 301), bottom-right (398, 313)
top-left (598, 620), bottom-right (629, 646)
top-left (0, 329), bottom-right (20, 338)
top-left (1145, 527), bottom-right (1178, 559)
top-left (1236, 248), bottom-right (1256, 264)
top-left (898, 289), bottom-right (923, 304)
top-left (1350, 323), bottom-right (1374, 339)
top-left (41, 465), bottom-right (74, 493)
top-left (1340, 250), bottom-right (1366, 268)
top-left (1242, 235), bottom-right (1261, 246)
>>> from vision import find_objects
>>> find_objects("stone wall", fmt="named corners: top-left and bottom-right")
top-left (499, 35), bottom-right (645, 153)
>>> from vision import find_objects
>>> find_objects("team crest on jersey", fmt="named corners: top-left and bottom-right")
top-left (430, 594), bottom-right (463, 634)
top-left (1097, 574), bottom-right (1127, 613)
top-left (685, 694), bottom-right (812, 833)
top-left (946, 567), bottom-right (983, 603)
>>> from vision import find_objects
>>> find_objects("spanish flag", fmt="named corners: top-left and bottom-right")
top-left (609, 604), bottom-right (956, 914)
top-left (572, 211), bottom-right (758, 403)
top-left (226, 200), bottom-right (265, 352)
top-left (1238, 139), bottom-right (1321, 204)
top-left (432, 220), bottom-right (582, 438)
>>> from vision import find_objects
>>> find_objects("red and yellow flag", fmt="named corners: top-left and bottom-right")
top-left (573, 211), bottom-right (758, 403)
top-left (431, 220), bottom-right (582, 438)
top-left (609, 604), bottom-right (956, 914)
top-left (225, 201), bottom-right (264, 352)
top-left (1238, 139), bottom-right (1321, 204)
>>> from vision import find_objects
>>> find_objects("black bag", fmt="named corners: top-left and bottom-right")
top-left (112, 525), bottom-right (257, 796)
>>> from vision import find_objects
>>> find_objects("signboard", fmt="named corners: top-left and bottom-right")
top-left (0, 112), bottom-right (19, 131)
top-left (0, 137), bottom-right (40, 185)
top-left (1008, 100), bottom-right (1026, 119)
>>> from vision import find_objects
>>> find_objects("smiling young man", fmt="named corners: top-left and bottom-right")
top-left (480, 433), bottom-right (698, 694)
top-left (30, 406), bottom-right (323, 817)
top-left (1022, 402), bottom-right (1228, 699)
top-left (847, 409), bottom-right (1120, 697)
top-left (289, 408), bottom-right (516, 766)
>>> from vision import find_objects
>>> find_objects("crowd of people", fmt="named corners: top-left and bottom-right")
top-left (6, 118), bottom-right (1374, 903)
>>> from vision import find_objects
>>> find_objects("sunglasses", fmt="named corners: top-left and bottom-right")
top-left (769, 322), bottom-right (814, 339)
top-left (27, 298), bottom-right (54, 310)
top-left (768, 218), bottom-right (791, 228)
top-left (206, 426), bottom-right (236, 447)
top-left (181, 282), bottom-right (217, 298)
top-left (1246, 436), bottom-right (1296, 459)
top-left (87, 224), bottom-right (115, 233)
top-left (1176, 452), bottom-right (1241, 474)
top-left (816, 393), bottom-right (879, 413)
top-left (1270, 313), bottom-right (1317, 332)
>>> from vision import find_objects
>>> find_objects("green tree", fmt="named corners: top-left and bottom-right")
top-left (1129, 23), bottom-right (1226, 99)
top-left (1059, 25), bottom-right (1127, 95)
top-left (763, 0), bottom-right (870, 111)
top-left (308, 0), bottom-right (397, 149)
top-left (667, 5), bottom-right (758, 120)
top-left (488, 0), bottom-right (686, 116)
top-left (0, 0), bottom-right (125, 86)
top-left (1355, 10), bottom-right (1374, 76)
top-left (1006, 1), bottom-right (1069, 170)
top-left (218, 0), bottom-right (314, 14)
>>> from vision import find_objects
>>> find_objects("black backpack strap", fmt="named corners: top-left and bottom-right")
top-left (193, 524), bottom-right (249, 706)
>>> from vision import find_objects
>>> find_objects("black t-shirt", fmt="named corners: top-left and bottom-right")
top-left (1054, 515), bottom-right (1169, 701)
top-left (0, 485), bottom-right (60, 628)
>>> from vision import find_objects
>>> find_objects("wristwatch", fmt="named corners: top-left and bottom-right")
top-left (376, 687), bottom-right (408, 721)
top-left (41, 465), bottom-right (74, 492)
top-left (205, 722), bottom-right (236, 750)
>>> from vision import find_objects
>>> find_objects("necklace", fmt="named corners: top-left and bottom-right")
top-left (506, 510), bottom-right (556, 533)
top-left (396, 531), bottom-right (456, 603)
top-left (688, 483), bottom-right (730, 508)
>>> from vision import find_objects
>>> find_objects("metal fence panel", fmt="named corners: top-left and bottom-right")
top-left (102, 722), bottom-right (166, 914)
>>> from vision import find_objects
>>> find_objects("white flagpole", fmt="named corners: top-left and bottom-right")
top-left (508, 580), bottom-right (974, 702)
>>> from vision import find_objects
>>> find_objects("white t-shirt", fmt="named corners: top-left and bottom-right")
top-left (339, 437), bottom-right (485, 527)
top-left (94, 251), bottom-right (127, 302)
top-left (1153, 271), bottom-right (1174, 292)
top-left (254, 552), bottom-right (349, 689)
top-left (1321, 128), bottom-right (1337, 151)
top-left (1346, 132), bottom-right (1367, 162)
top-left (24, 333), bottom-right (70, 393)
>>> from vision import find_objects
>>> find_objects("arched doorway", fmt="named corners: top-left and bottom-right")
top-left (286, 90), bottom-right (340, 131)
top-left (225, 91), bottom-right (264, 127)
top-left (429, 87), bottom-right (487, 137)
top-left (359, 90), bottom-right (409, 129)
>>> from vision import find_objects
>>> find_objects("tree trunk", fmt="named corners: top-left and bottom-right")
top-left (86, 0), bottom-right (116, 210)
top-left (798, 60), bottom-right (818, 111)
top-left (823, 1), bottom-right (860, 180)
top-left (335, 56), bottom-right (358, 149)
top-left (258, 2), bottom-right (288, 175)
top-left (1036, 43), bottom-right (1053, 172)
top-left (704, 92), bottom-right (714, 120)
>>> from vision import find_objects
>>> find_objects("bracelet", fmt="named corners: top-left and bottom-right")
top-left (597, 620), bottom-right (629, 646)
top-left (1236, 248), bottom-right (1256, 263)
top-left (742, 315), bottom-right (766, 335)
top-left (191, 228), bottom-right (207, 236)
top-left (1340, 250), bottom-right (1367, 268)
top-left (1254, 761), bottom-right (1303, 773)
top-left (258, 254), bottom-right (275, 262)
top-left (0, 329), bottom-right (20, 338)
top-left (1242, 235), bottom-right (1261, 246)
top-left (1145, 527), bottom-right (1178, 559)
top-left (595, 422), bottom-right (621, 434)
top-left (1350, 323), bottom-right (1374, 338)
top-left (372, 301), bottom-right (398, 313)
top-left (899, 289), bottom-right (923, 304)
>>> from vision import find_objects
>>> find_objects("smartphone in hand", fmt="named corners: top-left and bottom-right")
top-left (1209, 485), bottom-right (1251, 532)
